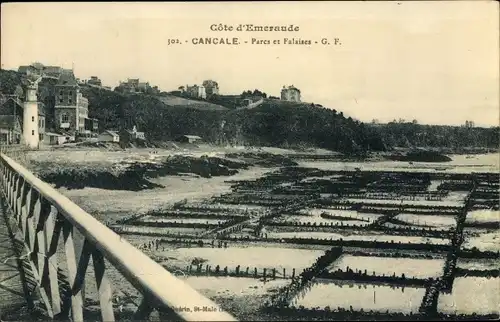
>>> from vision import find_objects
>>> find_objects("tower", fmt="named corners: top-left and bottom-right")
top-left (23, 84), bottom-right (39, 148)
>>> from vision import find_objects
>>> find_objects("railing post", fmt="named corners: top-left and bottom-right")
top-left (63, 221), bottom-right (88, 322)
top-left (7, 171), bottom-right (14, 207)
top-left (44, 205), bottom-right (63, 316)
top-left (17, 178), bottom-right (27, 226)
top-left (5, 169), bottom-right (11, 206)
top-left (30, 196), bottom-right (62, 318)
top-left (92, 248), bottom-right (115, 322)
top-left (16, 184), bottom-right (56, 317)
top-left (13, 175), bottom-right (22, 217)
top-left (4, 167), bottom-right (9, 194)
top-left (10, 172), bottom-right (17, 209)
top-left (1, 164), bottom-right (5, 190)
top-left (21, 186), bottom-right (33, 239)
top-left (133, 296), bottom-right (155, 320)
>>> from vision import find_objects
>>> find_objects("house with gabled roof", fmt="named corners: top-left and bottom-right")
top-left (176, 134), bottom-right (203, 144)
top-left (0, 95), bottom-right (46, 144)
top-left (54, 70), bottom-right (95, 135)
top-left (98, 130), bottom-right (120, 143)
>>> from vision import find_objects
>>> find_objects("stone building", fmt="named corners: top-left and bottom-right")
top-left (202, 80), bottom-right (219, 96)
top-left (0, 115), bottom-right (22, 145)
top-left (87, 76), bottom-right (102, 86)
top-left (280, 85), bottom-right (301, 102)
top-left (18, 62), bottom-right (69, 79)
top-left (54, 71), bottom-right (95, 135)
top-left (185, 85), bottom-right (207, 99)
top-left (37, 102), bottom-right (46, 143)
top-left (84, 118), bottom-right (99, 134)
top-left (465, 120), bottom-right (475, 128)
top-left (116, 78), bottom-right (159, 94)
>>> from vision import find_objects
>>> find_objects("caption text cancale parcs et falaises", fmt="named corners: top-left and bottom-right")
top-left (166, 24), bottom-right (341, 46)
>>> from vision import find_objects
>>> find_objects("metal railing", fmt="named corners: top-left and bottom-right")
top-left (0, 153), bottom-right (237, 321)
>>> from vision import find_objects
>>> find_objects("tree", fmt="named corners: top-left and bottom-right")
top-left (252, 89), bottom-right (267, 98)
top-left (14, 85), bottom-right (24, 98)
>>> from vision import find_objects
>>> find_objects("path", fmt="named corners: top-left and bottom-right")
top-left (241, 98), bottom-right (264, 109)
top-left (0, 197), bottom-right (29, 320)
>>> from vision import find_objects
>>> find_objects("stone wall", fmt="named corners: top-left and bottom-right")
top-left (54, 107), bottom-right (77, 132)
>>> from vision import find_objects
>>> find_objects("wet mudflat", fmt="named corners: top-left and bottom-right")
top-left (328, 255), bottom-right (445, 279)
top-left (437, 277), bottom-right (499, 315)
top-left (291, 279), bottom-right (426, 314)
top-left (21, 148), bottom-right (499, 321)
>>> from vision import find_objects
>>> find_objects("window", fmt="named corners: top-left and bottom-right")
top-left (32, 116), bottom-right (35, 122)
top-left (61, 113), bottom-right (69, 123)
top-left (32, 130), bottom-right (34, 136)
top-left (59, 99), bottom-right (63, 103)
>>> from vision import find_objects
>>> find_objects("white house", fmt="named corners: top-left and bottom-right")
top-left (185, 84), bottom-right (207, 99)
top-left (44, 132), bottom-right (67, 145)
top-left (176, 134), bottom-right (203, 144)
top-left (98, 130), bottom-right (120, 143)
top-left (280, 85), bottom-right (301, 102)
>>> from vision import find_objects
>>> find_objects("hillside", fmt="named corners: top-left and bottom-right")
top-left (79, 85), bottom-right (384, 154)
top-left (370, 122), bottom-right (499, 152)
top-left (0, 69), bottom-right (25, 95)
top-left (162, 92), bottom-right (249, 110)
top-left (79, 88), bottom-right (500, 154)
top-left (2, 68), bottom-right (497, 155)
top-left (221, 100), bottom-right (386, 153)
top-left (156, 94), bottom-right (228, 111)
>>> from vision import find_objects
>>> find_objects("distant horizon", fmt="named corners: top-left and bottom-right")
top-left (1, 2), bottom-right (498, 127)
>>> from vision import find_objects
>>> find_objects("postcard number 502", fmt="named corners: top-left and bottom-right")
top-left (168, 39), bottom-right (181, 45)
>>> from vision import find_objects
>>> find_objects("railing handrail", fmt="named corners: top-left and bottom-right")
top-left (0, 153), bottom-right (237, 321)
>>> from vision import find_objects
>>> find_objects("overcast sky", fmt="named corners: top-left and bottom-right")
top-left (1, 1), bottom-right (498, 126)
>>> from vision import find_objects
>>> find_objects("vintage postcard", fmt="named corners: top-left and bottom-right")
top-left (0, 1), bottom-right (498, 321)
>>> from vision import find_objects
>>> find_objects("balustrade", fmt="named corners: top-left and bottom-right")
top-left (0, 153), bottom-right (236, 321)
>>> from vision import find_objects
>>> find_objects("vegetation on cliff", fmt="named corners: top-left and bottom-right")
top-left (1, 69), bottom-right (498, 155)
top-left (80, 85), bottom-right (385, 154)
top-left (0, 69), bottom-right (24, 95)
top-left (387, 151), bottom-right (453, 163)
top-left (371, 121), bottom-right (499, 151)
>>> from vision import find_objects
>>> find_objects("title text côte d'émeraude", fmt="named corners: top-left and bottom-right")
top-left (165, 24), bottom-right (339, 46)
